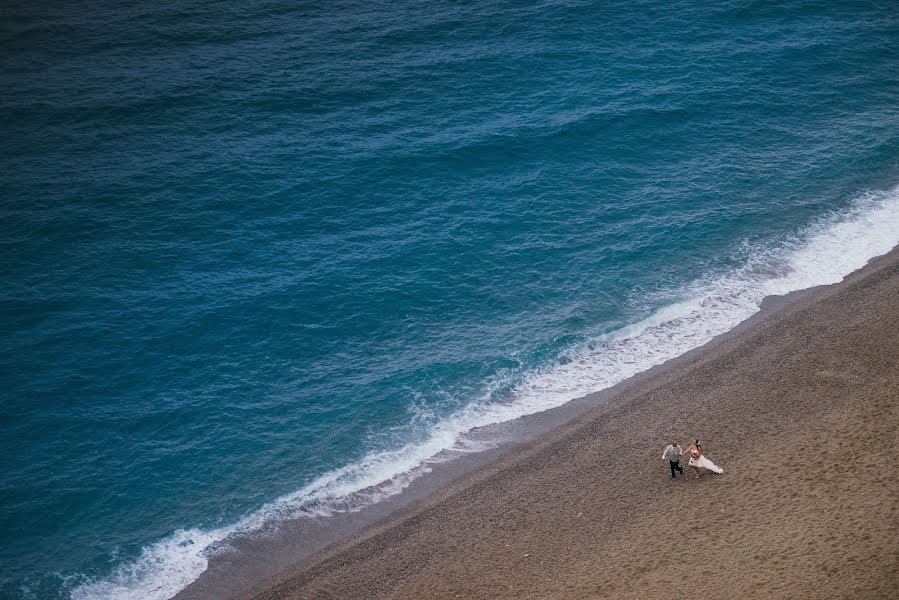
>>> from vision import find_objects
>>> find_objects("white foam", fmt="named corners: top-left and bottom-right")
top-left (69, 186), bottom-right (899, 600)
top-left (69, 529), bottom-right (220, 600)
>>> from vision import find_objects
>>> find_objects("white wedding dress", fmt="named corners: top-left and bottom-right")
top-left (688, 454), bottom-right (723, 474)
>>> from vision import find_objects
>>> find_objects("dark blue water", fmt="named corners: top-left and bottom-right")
top-left (2, 1), bottom-right (898, 597)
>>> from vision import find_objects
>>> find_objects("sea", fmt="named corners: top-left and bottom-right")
top-left (2, 0), bottom-right (898, 598)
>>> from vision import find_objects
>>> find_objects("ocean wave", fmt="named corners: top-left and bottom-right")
top-left (69, 185), bottom-right (899, 600)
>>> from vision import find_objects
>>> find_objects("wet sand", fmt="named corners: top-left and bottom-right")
top-left (243, 248), bottom-right (899, 599)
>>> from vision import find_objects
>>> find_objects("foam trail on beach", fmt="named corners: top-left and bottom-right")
top-left (69, 186), bottom-right (899, 600)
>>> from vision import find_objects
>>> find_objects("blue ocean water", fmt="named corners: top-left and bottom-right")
top-left (2, 0), bottom-right (898, 597)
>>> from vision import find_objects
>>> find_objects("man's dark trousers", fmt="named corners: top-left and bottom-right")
top-left (669, 460), bottom-right (683, 477)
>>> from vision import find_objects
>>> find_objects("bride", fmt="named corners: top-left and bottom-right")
top-left (685, 438), bottom-right (723, 478)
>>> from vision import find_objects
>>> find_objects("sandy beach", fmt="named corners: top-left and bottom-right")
top-left (242, 248), bottom-right (899, 600)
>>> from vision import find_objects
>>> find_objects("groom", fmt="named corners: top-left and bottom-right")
top-left (662, 441), bottom-right (684, 478)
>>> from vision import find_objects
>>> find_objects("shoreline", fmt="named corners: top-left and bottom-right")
top-left (180, 247), bottom-right (899, 599)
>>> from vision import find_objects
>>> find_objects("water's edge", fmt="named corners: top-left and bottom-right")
top-left (58, 185), bottom-right (898, 600)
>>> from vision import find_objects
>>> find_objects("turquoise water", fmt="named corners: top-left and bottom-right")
top-left (2, 1), bottom-right (898, 597)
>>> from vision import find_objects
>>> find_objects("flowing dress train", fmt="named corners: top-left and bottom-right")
top-left (689, 454), bottom-right (723, 473)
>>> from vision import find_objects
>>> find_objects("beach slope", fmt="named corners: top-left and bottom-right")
top-left (246, 250), bottom-right (899, 599)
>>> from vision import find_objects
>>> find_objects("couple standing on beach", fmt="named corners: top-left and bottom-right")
top-left (662, 439), bottom-right (724, 479)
